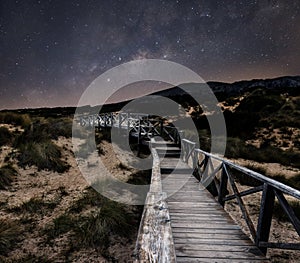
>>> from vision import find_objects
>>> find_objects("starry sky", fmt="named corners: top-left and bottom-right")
top-left (1, 0), bottom-right (300, 109)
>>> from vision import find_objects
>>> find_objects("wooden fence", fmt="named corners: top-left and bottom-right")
top-left (181, 138), bottom-right (300, 254)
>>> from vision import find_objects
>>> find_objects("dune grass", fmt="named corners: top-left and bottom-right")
top-left (0, 219), bottom-right (22, 256)
top-left (10, 197), bottom-right (59, 215)
top-left (0, 126), bottom-right (13, 147)
top-left (17, 140), bottom-right (69, 172)
top-left (44, 187), bottom-right (136, 256)
top-left (0, 164), bottom-right (18, 190)
top-left (0, 112), bottom-right (31, 129)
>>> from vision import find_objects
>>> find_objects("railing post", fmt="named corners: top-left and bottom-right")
top-left (218, 163), bottom-right (228, 207)
top-left (256, 183), bottom-right (275, 255)
top-left (160, 120), bottom-right (163, 137)
top-left (127, 113), bottom-right (130, 131)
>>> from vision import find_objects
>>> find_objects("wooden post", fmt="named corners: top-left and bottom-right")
top-left (218, 163), bottom-right (228, 207)
top-left (256, 183), bottom-right (275, 255)
top-left (127, 113), bottom-right (130, 131)
top-left (160, 120), bottom-right (163, 138)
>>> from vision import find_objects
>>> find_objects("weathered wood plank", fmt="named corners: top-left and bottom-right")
top-left (176, 257), bottom-right (269, 263)
top-left (175, 243), bottom-right (263, 252)
top-left (171, 228), bottom-right (256, 235)
top-left (174, 238), bottom-right (254, 245)
top-left (175, 249), bottom-right (267, 259)
top-left (171, 223), bottom-right (241, 229)
top-left (172, 232), bottom-right (250, 240)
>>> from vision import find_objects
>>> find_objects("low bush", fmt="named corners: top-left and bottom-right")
top-left (17, 141), bottom-right (69, 172)
top-left (46, 214), bottom-right (74, 240)
top-left (44, 118), bottom-right (72, 139)
top-left (225, 137), bottom-right (300, 169)
top-left (10, 197), bottom-right (58, 215)
top-left (45, 187), bottom-right (136, 255)
top-left (0, 126), bottom-right (12, 146)
top-left (273, 200), bottom-right (300, 222)
top-left (69, 187), bottom-right (105, 213)
top-left (271, 173), bottom-right (300, 190)
top-left (74, 199), bottom-right (133, 250)
top-left (0, 219), bottom-right (22, 256)
top-left (228, 166), bottom-right (262, 187)
top-left (0, 164), bottom-right (18, 189)
top-left (0, 112), bottom-right (31, 129)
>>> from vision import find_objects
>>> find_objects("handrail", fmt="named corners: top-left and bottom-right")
top-left (193, 147), bottom-right (300, 199)
top-left (134, 138), bottom-right (176, 262)
top-left (78, 112), bottom-right (181, 144)
top-left (181, 138), bottom-right (300, 254)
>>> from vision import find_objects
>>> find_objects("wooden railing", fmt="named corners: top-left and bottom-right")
top-left (181, 138), bottom-right (300, 254)
top-left (79, 113), bottom-right (181, 144)
top-left (134, 139), bottom-right (176, 262)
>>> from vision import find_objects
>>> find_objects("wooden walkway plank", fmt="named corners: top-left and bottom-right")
top-left (159, 145), bottom-right (269, 262)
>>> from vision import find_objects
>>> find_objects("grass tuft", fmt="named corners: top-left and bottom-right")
top-left (273, 200), bottom-right (300, 222)
top-left (74, 200), bottom-right (133, 249)
top-left (0, 219), bottom-right (22, 256)
top-left (0, 126), bottom-right (12, 146)
top-left (69, 187), bottom-right (104, 213)
top-left (46, 214), bottom-right (74, 240)
top-left (0, 164), bottom-right (18, 190)
top-left (10, 197), bottom-right (58, 215)
top-left (0, 112), bottom-right (31, 129)
top-left (17, 140), bottom-right (69, 172)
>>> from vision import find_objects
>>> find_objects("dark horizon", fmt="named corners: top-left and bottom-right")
top-left (1, 74), bottom-right (299, 111)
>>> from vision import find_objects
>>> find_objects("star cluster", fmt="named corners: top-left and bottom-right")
top-left (0, 0), bottom-right (300, 109)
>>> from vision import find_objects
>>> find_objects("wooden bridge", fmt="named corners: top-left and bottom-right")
top-left (79, 112), bottom-right (300, 262)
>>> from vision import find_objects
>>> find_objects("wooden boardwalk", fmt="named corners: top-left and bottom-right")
top-left (158, 144), bottom-right (269, 262)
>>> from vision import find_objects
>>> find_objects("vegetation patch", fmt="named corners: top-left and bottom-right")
top-left (44, 187), bottom-right (137, 258)
top-left (46, 214), bottom-right (74, 240)
top-left (0, 219), bottom-right (23, 257)
top-left (69, 187), bottom-right (105, 213)
top-left (0, 126), bottom-right (13, 146)
top-left (225, 137), bottom-right (300, 169)
top-left (73, 200), bottom-right (133, 251)
top-left (9, 197), bottom-right (59, 215)
top-left (127, 169), bottom-right (152, 185)
top-left (17, 140), bottom-right (69, 172)
top-left (0, 164), bottom-right (18, 190)
top-left (0, 112), bottom-right (31, 129)
top-left (273, 199), bottom-right (300, 222)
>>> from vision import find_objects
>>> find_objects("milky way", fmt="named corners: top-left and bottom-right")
top-left (1, 0), bottom-right (300, 109)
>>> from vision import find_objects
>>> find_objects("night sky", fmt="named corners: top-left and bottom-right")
top-left (1, 0), bottom-right (300, 109)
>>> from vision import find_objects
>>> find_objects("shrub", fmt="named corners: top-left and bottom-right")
top-left (127, 169), bottom-right (152, 185)
top-left (17, 140), bottom-right (69, 172)
top-left (74, 200), bottom-right (133, 249)
top-left (0, 164), bottom-right (17, 189)
top-left (0, 112), bottom-right (31, 129)
top-left (0, 126), bottom-right (12, 146)
top-left (225, 137), bottom-right (300, 169)
top-left (46, 188), bottom-right (135, 254)
top-left (228, 166), bottom-right (262, 187)
top-left (273, 200), bottom-right (300, 222)
top-left (10, 197), bottom-right (58, 215)
top-left (46, 214), bottom-right (74, 240)
top-left (44, 118), bottom-right (72, 139)
top-left (0, 219), bottom-right (22, 256)
top-left (271, 173), bottom-right (300, 190)
top-left (69, 187), bottom-right (105, 213)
